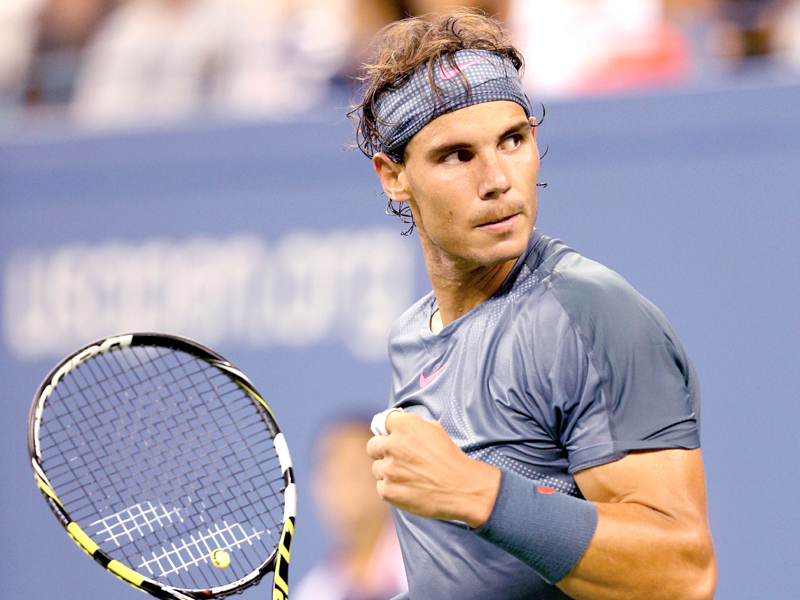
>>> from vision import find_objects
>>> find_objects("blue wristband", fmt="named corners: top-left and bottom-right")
top-left (472, 470), bottom-right (598, 584)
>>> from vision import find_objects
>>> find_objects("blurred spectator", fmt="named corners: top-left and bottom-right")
top-left (712, 0), bottom-right (786, 65)
top-left (69, 0), bottom-right (348, 128)
top-left (294, 415), bottom-right (407, 600)
top-left (24, 0), bottom-right (117, 107)
top-left (511, 0), bottom-right (694, 97)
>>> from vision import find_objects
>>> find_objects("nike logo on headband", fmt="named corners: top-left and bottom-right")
top-left (439, 58), bottom-right (484, 80)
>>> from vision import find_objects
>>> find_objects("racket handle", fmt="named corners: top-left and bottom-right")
top-left (370, 408), bottom-right (404, 436)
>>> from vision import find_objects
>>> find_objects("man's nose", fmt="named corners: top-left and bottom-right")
top-left (478, 152), bottom-right (511, 199)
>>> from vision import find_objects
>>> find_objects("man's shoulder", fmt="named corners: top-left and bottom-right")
top-left (524, 234), bottom-right (632, 300)
top-left (548, 248), bottom-right (647, 316)
top-left (519, 234), bottom-right (676, 349)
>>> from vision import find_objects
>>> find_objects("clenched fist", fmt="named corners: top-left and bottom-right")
top-left (366, 411), bottom-right (501, 528)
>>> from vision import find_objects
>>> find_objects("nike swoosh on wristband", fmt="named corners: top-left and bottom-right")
top-left (419, 366), bottom-right (445, 388)
top-left (439, 58), bottom-right (484, 81)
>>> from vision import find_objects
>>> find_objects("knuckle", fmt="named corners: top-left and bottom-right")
top-left (406, 413), bottom-right (422, 425)
top-left (365, 437), bottom-right (377, 454)
top-left (376, 480), bottom-right (389, 499)
top-left (367, 437), bottom-right (386, 459)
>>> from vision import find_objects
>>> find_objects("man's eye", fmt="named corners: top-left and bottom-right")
top-left (501, 135), bottom-right (523, 151)
top-left (442, 149), bottom-right (472, 163)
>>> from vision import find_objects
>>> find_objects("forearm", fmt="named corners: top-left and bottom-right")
top-left (475, 470), bottom-right (715, 600)
top-left (557, 502), bottom-right (716, 600)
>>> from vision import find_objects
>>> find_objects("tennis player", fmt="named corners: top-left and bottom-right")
top-left (360, 10), bottom-right (716, 600)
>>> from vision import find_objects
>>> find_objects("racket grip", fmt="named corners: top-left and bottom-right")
top-left (370, 408), bottom-right (404, 436)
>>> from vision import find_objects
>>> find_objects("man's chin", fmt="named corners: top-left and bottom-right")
top-left (479, 228), bottom-right (531, 261)
top-left (470, 239), bottom-right (529, 269)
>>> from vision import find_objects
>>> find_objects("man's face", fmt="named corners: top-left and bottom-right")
top-left (399, 100), bottom-right (539, 270)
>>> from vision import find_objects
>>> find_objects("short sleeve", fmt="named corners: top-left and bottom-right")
top-left (528, 252), bottom-right (701, 474)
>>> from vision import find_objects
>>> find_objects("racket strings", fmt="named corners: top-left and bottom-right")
top-left (43, 352), bottom-right (225, 506)
top-left (37, 345), bottom-right (286, 592)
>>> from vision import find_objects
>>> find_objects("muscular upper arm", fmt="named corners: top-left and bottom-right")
top-left (574, 448), bottom-right (709, 522)
top-left (561, 449), bottom-right (717, 600)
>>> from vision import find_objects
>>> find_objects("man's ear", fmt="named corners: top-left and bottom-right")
top-left (373, 153), bottom-right (411, 204)
top-left (529, 116), bottom-right (537, 141)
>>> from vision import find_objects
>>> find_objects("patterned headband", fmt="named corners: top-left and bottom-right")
top-left (374, 49), bottom-right (532, 162)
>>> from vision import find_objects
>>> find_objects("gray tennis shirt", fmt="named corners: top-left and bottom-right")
top-left (387, 230), bottom-right (700, 600)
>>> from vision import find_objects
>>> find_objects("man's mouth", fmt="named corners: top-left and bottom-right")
top-left (477, 213), bottom-right (520, 233)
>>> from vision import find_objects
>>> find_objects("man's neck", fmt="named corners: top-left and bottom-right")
top-left (428, 257), bottom-right (517, 333)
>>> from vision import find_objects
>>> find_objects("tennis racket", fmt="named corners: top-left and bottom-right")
top-left (27, 332), bottom-right (295, 600)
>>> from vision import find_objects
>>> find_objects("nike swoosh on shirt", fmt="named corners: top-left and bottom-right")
top-left (439, 58), bottom-right (484, 81)
top-left (419, 366), bottom-right (445, 388)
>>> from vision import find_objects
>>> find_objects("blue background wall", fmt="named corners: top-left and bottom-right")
top-left (2, 82), bottom-right (799, 599)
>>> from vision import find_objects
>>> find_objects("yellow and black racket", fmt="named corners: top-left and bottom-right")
top-left (27, 333), bottom-right (295, 600)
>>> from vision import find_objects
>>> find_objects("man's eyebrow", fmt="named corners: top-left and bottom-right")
top-left (426, 119), bottom-right (532, 159)
top-left (426, 139), bottom-right (471, 160)
top-left (498, 119), bottom-right (533, 140)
